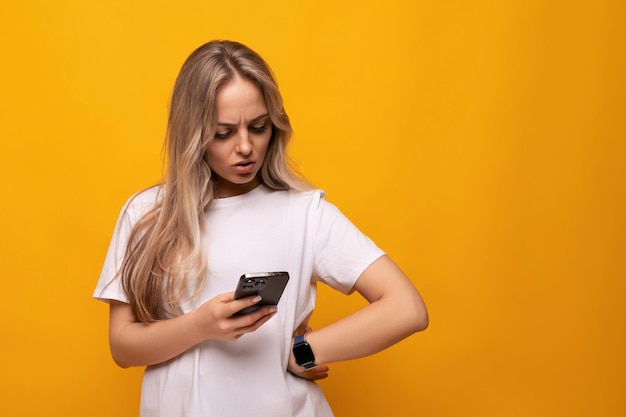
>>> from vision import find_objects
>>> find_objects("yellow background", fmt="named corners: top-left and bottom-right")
top-left (1, 1), bottom-right (624, 416)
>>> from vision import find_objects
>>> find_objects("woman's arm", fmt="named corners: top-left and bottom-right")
top-left (108, 293), bottom-right (277, 368)
top-left (288, 255), bottom-right (428, 376)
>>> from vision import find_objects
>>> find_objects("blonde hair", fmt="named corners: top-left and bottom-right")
top-left (121, 40), bottom-right (311, 323)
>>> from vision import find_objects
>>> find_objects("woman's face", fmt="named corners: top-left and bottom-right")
top-left (206, 75), bottom-right (272, 198)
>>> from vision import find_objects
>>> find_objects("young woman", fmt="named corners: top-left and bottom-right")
top-left (94, 40), bottom-right (428, 417)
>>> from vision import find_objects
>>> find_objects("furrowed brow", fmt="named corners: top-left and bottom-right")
top-left (216, 113), bottom-right (269, 126)
top-left (250, 113), bottom-right (270, 123)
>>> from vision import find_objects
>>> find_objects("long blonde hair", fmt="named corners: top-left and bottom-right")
top-left (121, 40), bottom-right (310, 323)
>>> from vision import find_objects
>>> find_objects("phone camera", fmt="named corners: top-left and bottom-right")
top-left (241, 277), bottom-right (266, 292)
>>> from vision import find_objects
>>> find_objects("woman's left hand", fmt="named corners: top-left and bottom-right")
top-left (288, 348), bottom-right (330, 381)
top-left (288, 324), bottom-right (329, 380)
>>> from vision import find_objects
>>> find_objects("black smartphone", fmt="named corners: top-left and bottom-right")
top-left (233, 271), bottom-right (290, 316)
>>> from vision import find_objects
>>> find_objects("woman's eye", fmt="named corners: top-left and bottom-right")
top-left (214, 131), bottom-right (232, 140)
top-left (249, 123), bottom-right (270, 134)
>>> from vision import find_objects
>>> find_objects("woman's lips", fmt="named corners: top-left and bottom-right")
top-left (233, 161), bottom-right (255, 174)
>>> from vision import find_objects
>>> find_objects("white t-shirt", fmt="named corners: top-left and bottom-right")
top-left (94, 185), bottom-right (385, 417)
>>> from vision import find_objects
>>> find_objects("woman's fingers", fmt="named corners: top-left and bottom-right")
top-left (307, 365), bottom-right (330, 380)
top-left (194, 292), bottom-right (277, 341)
top-left (292, 365), bottom-right (330, 381)
top-left (232, 307), bottom-right (277, 334)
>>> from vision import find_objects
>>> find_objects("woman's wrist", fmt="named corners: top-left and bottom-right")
top-left (292, 333), bottom-right (318, 369)
top-left (288, 334), bottom-right (330, 381)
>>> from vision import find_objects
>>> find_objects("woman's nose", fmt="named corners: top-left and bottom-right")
top-left (235, 131), bottom-right (252, 155)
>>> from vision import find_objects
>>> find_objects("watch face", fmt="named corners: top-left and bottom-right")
top-left (294, 342), bottom-right (315, 363)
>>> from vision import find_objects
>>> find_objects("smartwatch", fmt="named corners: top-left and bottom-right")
top-left (292, 334), bottom-right (317, 370)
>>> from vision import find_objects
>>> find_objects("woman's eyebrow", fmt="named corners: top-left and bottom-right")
top-left (250, 113), bottom-right (270, 123)
top-left (216, 113), bottom-right (269, 126)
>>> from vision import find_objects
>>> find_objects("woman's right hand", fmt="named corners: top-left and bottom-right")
top-left (190, 291), bottom-right (277, 341)
top-left (109, 292), bottom-right (276, 368)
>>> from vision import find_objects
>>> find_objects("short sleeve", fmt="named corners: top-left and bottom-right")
top-left (312, 195), bottom-right (385, 294)
top-left (92, 188), bottom-right (160, 303)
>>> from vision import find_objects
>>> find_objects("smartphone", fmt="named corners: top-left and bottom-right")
top-left (233, 271), bottom-right (290, 316)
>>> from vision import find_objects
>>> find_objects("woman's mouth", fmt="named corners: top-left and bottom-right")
top-left (233, 161), bottom-right (255, 174)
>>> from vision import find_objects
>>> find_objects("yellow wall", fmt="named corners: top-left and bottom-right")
top-left (1, 1), bottom-right (624, 416)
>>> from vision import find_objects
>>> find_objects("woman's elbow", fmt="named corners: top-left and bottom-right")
top-left (408, 296), bottom-right (429, 333)
top-left (112, 357), bottom-right (132, 369)
top-left (414, 307), bottom-right (429, 333)
top-left (109, 333), bottom-right (137, 368)
top-left (110, 344), bottom-right (132, 369)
